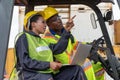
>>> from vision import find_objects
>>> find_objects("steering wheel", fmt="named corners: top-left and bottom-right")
top-left (88, 36), bottom-right (120, 80)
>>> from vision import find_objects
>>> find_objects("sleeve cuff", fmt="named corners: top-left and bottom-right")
top-left (61, 30), bottom-right (71, 39)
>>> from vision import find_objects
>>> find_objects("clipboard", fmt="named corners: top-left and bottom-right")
top-left (62, 43), bottom-right (92, 66)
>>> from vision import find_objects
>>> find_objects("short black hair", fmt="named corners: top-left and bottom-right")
top-left (28, 14), bottom-right (42, 30)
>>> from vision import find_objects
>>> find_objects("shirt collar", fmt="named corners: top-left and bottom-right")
top-left (49, 28), bottom-right (65, 35)
top-left (25, 30), bottom-right (41, 38)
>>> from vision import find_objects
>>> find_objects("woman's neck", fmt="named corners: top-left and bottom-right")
top-left (32, 29), bottom-right (39, 35)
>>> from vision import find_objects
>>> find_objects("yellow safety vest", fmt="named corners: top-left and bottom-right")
top-left (43, 30), bottom-right (96, 80)
top-left (82, 59), bottom-right (96, 80)
top-left (43, 30), bottom-right (78, 64)
top-left (26, 33), bottom-right (54, 73)
top-left (10, 32), bottom-right (54, 80)
top-left (92, 61), bottom-right (105, 80)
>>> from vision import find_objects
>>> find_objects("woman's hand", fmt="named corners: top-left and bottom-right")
top-left (50, 62), bottom-right (62, 71)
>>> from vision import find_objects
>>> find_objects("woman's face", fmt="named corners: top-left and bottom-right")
top-left (33, 17), bottom-right (46, 34)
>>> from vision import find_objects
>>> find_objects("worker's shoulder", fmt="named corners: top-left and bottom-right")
top-left (15, 32), bottom-right (26, 41)
top-left (17, 32), bottom-right (26, 38)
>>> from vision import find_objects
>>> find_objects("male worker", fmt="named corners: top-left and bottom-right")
top-left (42, 7), bottom-right (105, 80)
top-left (12, 11), bottom-right (87, 80)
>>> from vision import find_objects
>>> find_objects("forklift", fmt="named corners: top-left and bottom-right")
top-left (0, 0), bottom-right (120, 80)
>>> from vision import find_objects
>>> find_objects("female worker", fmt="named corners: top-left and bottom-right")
top-left (15, 11), bottom-right (87, 80)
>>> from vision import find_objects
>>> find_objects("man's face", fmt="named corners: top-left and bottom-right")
top-left (47, 14), bottom-right (63, 31)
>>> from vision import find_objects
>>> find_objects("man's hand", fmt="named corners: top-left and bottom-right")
top-left (50, 62), bottom-right (62, 71)
top-left (65, 15), bottom-right (76, 32)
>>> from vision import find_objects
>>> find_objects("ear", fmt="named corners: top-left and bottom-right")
top-left (31, 22), bottom-right (36, 28)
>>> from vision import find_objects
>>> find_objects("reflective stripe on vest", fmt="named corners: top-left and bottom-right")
top-left (95, 68), bottom-right (104, 77)
top-left (82, 59), bottom-right (96, 80)
top-left (82, 59), bottom-right (92, 71)
top-left (25, 33), bottom-right (53, 73)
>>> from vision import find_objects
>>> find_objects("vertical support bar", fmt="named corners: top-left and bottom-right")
top-left (0, 0), bottom-right (14, 79)
top-left (84, 2), bottom-right (115, 55)
top-left (95, 8), bottom-right (115, 55)
top-left (91, 5), bottom-right (119, 80)
top-left (117, 0), bottom-right (120, 10)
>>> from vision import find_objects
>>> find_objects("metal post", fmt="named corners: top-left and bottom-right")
top-left (117, 0), bottom-right (120, 10)
top-left (0, 0), bottom-right (14, 79)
